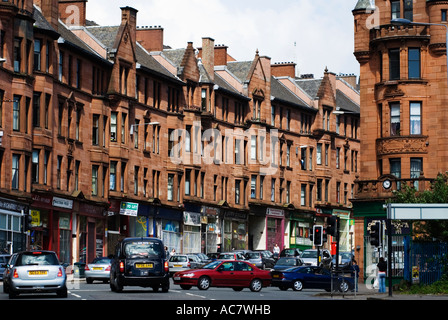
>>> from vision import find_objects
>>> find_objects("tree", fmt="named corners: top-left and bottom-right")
top-left (392, 173), bottom-right (448, 242)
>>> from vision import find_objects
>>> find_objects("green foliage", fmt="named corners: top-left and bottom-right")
top-left (392, 173), bottom-right (448, 242)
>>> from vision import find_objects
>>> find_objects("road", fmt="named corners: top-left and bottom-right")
top-left (0, 278), bottom-right (335, 301)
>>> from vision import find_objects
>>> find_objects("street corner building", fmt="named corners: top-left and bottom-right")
top-left (353, 0), bottom-right (448, 284)
top-left (0, 0), bottom-right (360, 268)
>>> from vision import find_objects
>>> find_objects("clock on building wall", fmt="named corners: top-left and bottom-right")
top-left (382, 179), bottom-right (392, 190)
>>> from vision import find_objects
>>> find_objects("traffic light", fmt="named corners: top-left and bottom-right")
top-left (22, 213), bottom-right (33, 232)
top-left (313, 225), bottom-right (323, 247)
top-left (326, 216), bottom-right (337, 236)
top-left (370, 221), bottom-right (382, 247)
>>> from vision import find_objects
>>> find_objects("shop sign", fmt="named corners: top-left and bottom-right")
top-left (30, 210), bottom-right (42, 227)
top-left (52, 197), bottom-right (73, 210)
top-left (202, 206), bottom-right (220, 216)
top-left (266, 208), bottom-right (284, 217)
top-left (0, 198), bottom-right (28, 213)
top-left (183, 211), bottom-right (201, 226)
top-left (120, 202), bottom-right (139, 217)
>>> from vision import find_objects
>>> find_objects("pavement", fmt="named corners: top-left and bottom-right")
top-left (316, 282), bottom-right (448, 300)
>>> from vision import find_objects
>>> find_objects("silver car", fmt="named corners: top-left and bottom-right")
top-left (300, 249), bottom-right (332, 268)
top-left (168, 254), bottom-right (203, 276)
top-left (85, 257), bottom-right (112, 284)
top-left (4, 250), bottom-right (67, 299)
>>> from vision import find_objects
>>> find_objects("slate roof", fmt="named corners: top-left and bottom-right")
top-left (295, 78), bottom-right (323, 99)
top-left (226, 61), bottom-right (253, 83)
top-left (33, 6), bottom-right (59, 38)
top-left (86, 25), bottom-right (181, 83)
top-left (336, 89), bottom-right (360, 114)
top-left (271, 77), bottom-right (315, 112)
top-left (214, 72), bottom-right (250, 101)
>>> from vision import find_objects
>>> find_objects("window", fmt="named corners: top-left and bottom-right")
top-left (110, 161), bottom-right (117, 191)
top-left (301, 184), bottom-right (306, 206)
top-left (121, 162), bottom-right (127, 193)
top-left (271, 178), bottom-right (275, 202)
top-left (271, 105), bottom-right (275, 126)
top-left (201, 89), bottom-right (207, 111)
top-left (411, 158), bottom-right (422, 189)
top-left (168, 174), bottom-right (174, 201)
top-left (121, 113), bottom-right (127, 144)
top-left (76, 59), bottom-right (82, 89)
top-left (13, 96), bottom-right (20, 131)
top-left (32, 149), bottom-right (39, 183)
top-left (134, 166), bottom-right (139, 196)
top-left (0, 90), bottom-right (3, 127)
top-left (134, 119), bottom-right (139, 149)
top-left (34, 39), bottom-right (41, 71)
top-left (390, 158), bottom-right (402, 189)
top-left (59, 51), bottom-right (64, 82)
top-left (408, 48), bottom-right (420, 79)
top-left (443, 9), bottom-right (447, 22)
top-left (410, 102), bottom-right (421, 135)
top-left (317, 143), bottom-right (322, 165)
top-left (57, 156), bottom-right (62, 190)
top-left (251, 175), bottom-right (256, 199)
top-left (250, 135), bottom-right (257, 160)
top-left (235, 180), bottom-right (241, 204)
top-left (260, 175), bottom-right (264, 200)
top-left (404, 0), bottom-right (413, 21)
top-left (389, 48), bottom-right (400, 80)
top-left (92, 165), bottom-right (99, 196)
top-left (390, 103), bottom-right (401, 136)
top-left (14, 37), bottom-right (21, 73)
top-left (92, 114), bottom-right (99, 145)
top-left (286, 181), bottom-right (291, 203)
top-left (391, 1), bottom-right (400, 20)
top-left (235, 139), bottom-right (241, 165)
top-left (185, 169), bottom-right (191, 195)
top-left (110, 112), bottom-right (117, 142)
top-left (12, 154), bottom-right (20, 190)
top-left (33, 92), bottom-right (41, 128)
top-left (75, 161), bottom-right (80, 191)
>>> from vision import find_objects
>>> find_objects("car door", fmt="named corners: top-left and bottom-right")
top-left (214, 261), bottom-right (235, 286)
top-left (311, 267), bottom-right (331, 289)
top-left (232, 261), bottom-right (254, 287)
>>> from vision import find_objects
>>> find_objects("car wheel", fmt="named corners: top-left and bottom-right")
top-left (161, 280), bottom-right (170, 293)
top-left (110, 273), bottom-right (123, 293)
top-left (57, 285), bottom-right (68, 298)
top-left (292, 280), bottom-right (303, 291)
top-left (197, 276), bottom-right (211, 290)
top-left (338, 280), bottom-right (349, 293)
top-left (249, 279), bottom-right (263, 292)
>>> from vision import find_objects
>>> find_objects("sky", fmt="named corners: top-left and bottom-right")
top-left (86, 0), bottom-right (359, 78)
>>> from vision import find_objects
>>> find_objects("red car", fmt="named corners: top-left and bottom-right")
top-left (172, 260), bottom-right (271, 292)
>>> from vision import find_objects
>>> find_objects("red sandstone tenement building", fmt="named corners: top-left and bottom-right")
top-left (353, 0), bottom-right (448, 282)
top-left (0, 0), bottom-right (360, 265)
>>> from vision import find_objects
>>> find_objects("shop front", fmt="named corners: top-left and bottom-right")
top-left (0, 197), bottom-right (29, 254)
top-left (183, 211), bottom-right (201, 253)
top-left (201, 206), bottom-right (220, 254)
top-left (288, 210), bottom-right (314, 251)
top-left (222, 210), bottom-right (248, 251)
top-left (31, 194), bottom-right (73, 265)
top-left (266, 208), bottom-right (285, 252)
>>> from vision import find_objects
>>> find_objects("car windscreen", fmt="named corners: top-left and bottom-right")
top-left (124, 241), bottom-right (163, 258)
top-left (301, 251), bottom-right (317, 258)
top-left (92, 258), bottom-right (111, 264)
top-left (202, 261), bottom-right (221, 269)
top-left (170, 256), bottom-right (187, 262)
top-left (16, 252), bottom-right (59, 266)
top-left (277, 258), bottom-right (297, 266)
top-left (246, 252), bottom-right (261, 259)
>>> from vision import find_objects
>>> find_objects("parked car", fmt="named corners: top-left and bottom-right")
top-left (168, 254), bottom-right (203, 276)
top-left (271, 265), bottom-right (354, 292)
top-left (332, 252), bottom-right (354, 270)
top-left (207, 253), bottom-right (220, 261)
top-left (272, 257), bottom-right (304, 271)
top-left (0, 254), bottom-right (11, 281)
top-left (279, 248), bottom-right (302, 258)
top-left (300, 249), bottom-right (332, 268)
top-left (192, 253), bottom-right (212, 265)
top-left (245, 251), bottom-right (276, 269)
top-left (173, 260), bottom-right (271, 292)
top-left (2, 254), bottom-right (18, 292)
top-left (85, 257), bottom-right (112, 284)
top-left (3, 250), bottom-right (67, 299)
top-left (217, 252), bottom-right (246, 261)
top-left (109, 237), bottom-right (170, 293)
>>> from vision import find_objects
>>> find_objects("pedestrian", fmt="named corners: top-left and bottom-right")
top-left (171, 248), bottom-right (176, 255)
top-left (351, 259), bottom-right (360, 292)
top-left (377, 257), bottom-right (387, 293)
top-left (273, 244), bottom-right (280, 259)
top-left (165, 246), bottom-right (170, 259)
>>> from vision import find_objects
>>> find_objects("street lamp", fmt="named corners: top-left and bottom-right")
top-left (390, 18), bottom-right (448, 86)
top-left (130, 121), bottom-right (160, 135)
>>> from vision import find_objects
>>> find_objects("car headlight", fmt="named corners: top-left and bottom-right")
top-left (182, 273), bottom-right (195, 278)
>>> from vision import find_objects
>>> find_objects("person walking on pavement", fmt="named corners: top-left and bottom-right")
top-left (351, 259), bottom-right (360, 292)
top-left (377, 257), bottom-right (387, 293)
top-left (273, 244), bottom-right (280, 259)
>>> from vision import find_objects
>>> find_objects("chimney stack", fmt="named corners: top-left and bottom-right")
top-left (58, 0), bottom-right (87, 27)
top-left (120, 6), bottom-right (138, 44)
top-left (271, 62), bottom-right (296, 78)
top-left (201, 37), bottom-right (215, 81)
top-left (36, 0), bottom-right (60, 30)
top-left (136, 26), bottom-right (164, 52)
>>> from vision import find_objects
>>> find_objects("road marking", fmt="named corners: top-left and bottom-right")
top-left (186, 292), bottom-right (207, 299)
